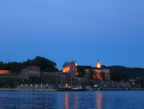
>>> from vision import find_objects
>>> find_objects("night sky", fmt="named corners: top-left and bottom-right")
top-left (0, 0), bottom-right (144, 70)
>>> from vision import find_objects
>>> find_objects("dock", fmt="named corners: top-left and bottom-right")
top-left (93, 88), bottom-right (144, 91)
top-left (0, 88), bottom-right (57, 91)
top-left (0, 88), bottom-right (144, 91)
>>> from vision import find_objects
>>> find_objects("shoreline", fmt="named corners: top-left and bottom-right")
top-left (0, 88), bottom-right (144, 91)
top-left (0, 88), bottom-right (57, 91)
top-left (93, 88), bottom-right (144, 91)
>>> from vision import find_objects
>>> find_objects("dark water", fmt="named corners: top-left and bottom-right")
top-left (0, 91), bottom-right (144, 109)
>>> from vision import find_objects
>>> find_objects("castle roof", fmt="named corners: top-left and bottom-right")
top-left (92, 67), bottom-right (103, 69)
top-left (76, 66), bottom-right (107, 70)
top-left (77, 66), bottom-right (92, 69)
top-left (63, 62), bottom-right (72, 67)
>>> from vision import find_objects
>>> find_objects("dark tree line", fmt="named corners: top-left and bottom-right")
top-left (0, 56), bottom-right (58, 73)
top-left (77, 66), bottom-right (86, 77)
top-left (89, 69), bottom-right (96, 79)
top-left (106, 66), bottom-right (144, 79)
top-left (136, 77), bottom-right (144, 88)
top-left (110, 70), bottom-right (129, 82)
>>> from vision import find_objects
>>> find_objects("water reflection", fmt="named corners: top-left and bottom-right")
top-left (74, 93), bottom-right (78, 108)
top-left (96, 91), bottom-right (102, 109)
top-left (0, 91), bottom-right (58, 108)
top-left (0, 91), bottom-right (144, 108)
top-left (65, 92), bottom-right (68, 109)
top-left (63, 92), bottom-right (78, 109)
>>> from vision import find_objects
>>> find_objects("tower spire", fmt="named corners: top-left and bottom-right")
top-left (74, 57), bottom-right (76, 63)
top-left (96, 58), bottom-right (101, 68)
top-left (74, 57), bottom-right (77, 66)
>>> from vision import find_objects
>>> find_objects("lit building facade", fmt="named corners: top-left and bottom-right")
top-left (93, 68), bottom-right (110, 80)
top-left (20, 66), bottom-right (40, 76)
top-left (62, 61), bottom-right (76, 72)
top-left (0, 70), bottom-right (10, 74)
top-left (82, 59), bottom-right (109, 80)
top-left (62, 59), bottom-right (110, 81)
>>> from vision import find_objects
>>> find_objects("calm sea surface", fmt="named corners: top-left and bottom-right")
top-left (0, 91), bottom-right (144, 109)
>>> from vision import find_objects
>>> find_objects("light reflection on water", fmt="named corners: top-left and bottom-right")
top-left (96, 91), bottom-right (102, 109)
top-left (0, 91), bottom-right (144, 109)
top-left (65, 92), bottom-right (68, 109)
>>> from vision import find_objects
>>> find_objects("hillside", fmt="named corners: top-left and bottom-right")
top-left (106, 66), bottom-right (144, 78)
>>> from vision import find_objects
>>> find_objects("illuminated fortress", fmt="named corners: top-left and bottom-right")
top-left (62, 58), bottom-right (110, 81)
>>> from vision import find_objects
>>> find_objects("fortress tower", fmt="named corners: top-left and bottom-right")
top-left (74, 57), bottom-right (77, 66)
top-left (96, 59), bottom-right (101, 68)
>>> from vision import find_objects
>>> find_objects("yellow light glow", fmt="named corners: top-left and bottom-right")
top-left (0, 70), bottom-right (10, 74)
top-left (63, 66), bottom-right (70, 72)
top-left (98, 77), bottom-right (102, 80)
top-left (96, 63), bottom-right (101, 68)
top-left (96, 92), bottom-right (102, 108)
top-left (75, 63), bottom-right (77, 66)
top-left (96, 59), bottom-right (101, 68)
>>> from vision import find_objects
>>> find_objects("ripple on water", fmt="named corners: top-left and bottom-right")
top-left (0, 91), bottom-right (144, 109)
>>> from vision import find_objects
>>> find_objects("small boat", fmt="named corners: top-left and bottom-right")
top-left (57, 85), bottom-right (71, 91)
top-left (71, 87), bottom-right (86, 91)
top-left (57, 73), bottom-right (86, 91)
top-left (57, 85), bottom-right (86, 91)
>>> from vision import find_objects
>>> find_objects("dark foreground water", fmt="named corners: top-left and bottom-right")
top-left (0, 91), bottom-right (144, 109)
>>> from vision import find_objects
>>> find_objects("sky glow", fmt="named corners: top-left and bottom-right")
top-left (0, 0), bottom-right (144, 70)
